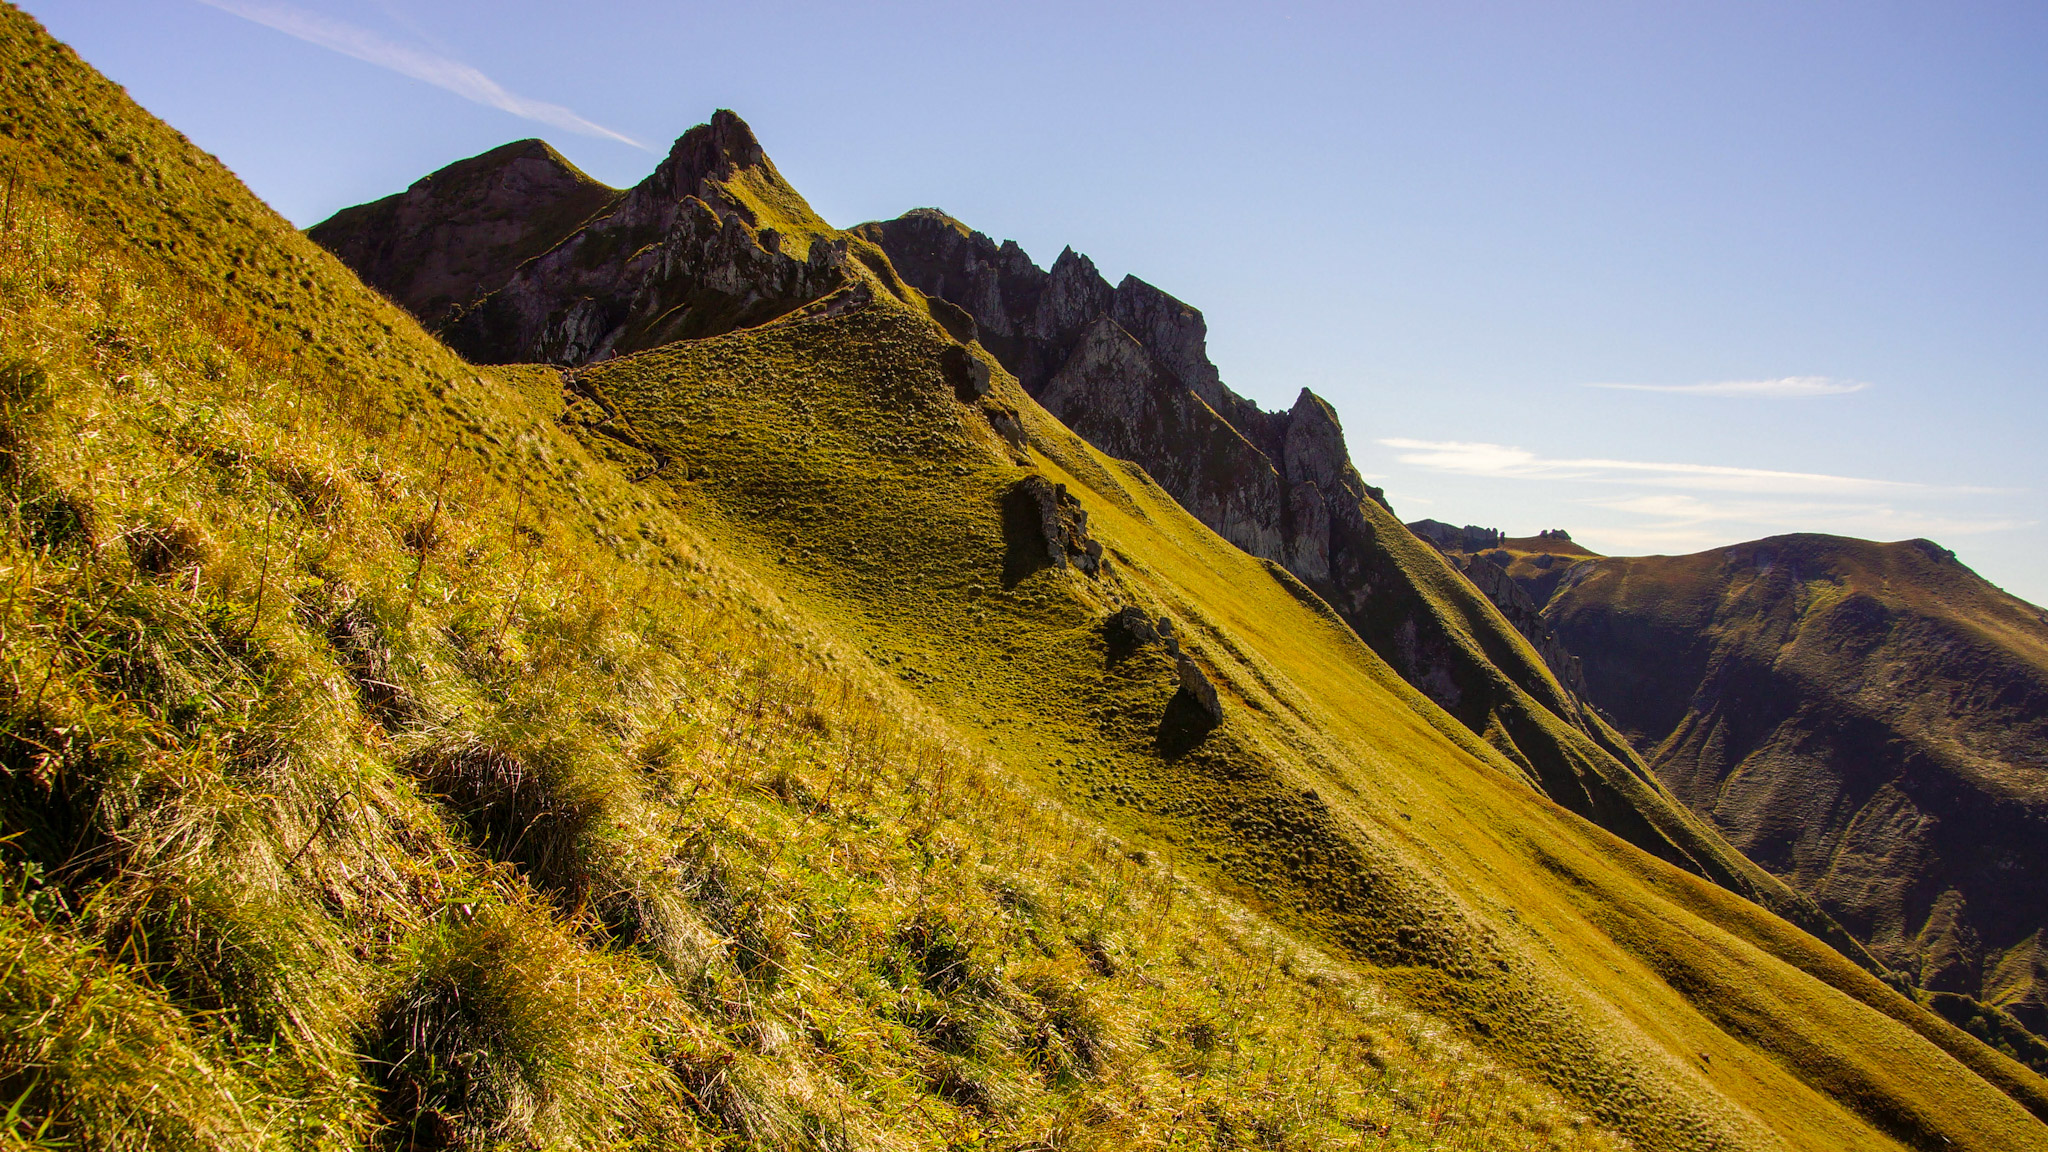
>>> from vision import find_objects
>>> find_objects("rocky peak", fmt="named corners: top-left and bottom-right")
top-left (315, 110), bottom-right (848, 365)
top-left (1033, 247), bottom-right (1115, 342)
top-left (646, 108), bottom-right (771, 220)
top-left (1280, 389), bottom-right (1349, 496)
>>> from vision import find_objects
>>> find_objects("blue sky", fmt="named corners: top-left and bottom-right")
top-left (30, 1), bottom-right (2048, 605)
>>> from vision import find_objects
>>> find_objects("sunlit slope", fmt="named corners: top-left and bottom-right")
top-left (579, 286), bottom-right (2048, 1151)
top-left (1305, 490), bottom-right (1869, 954)
top-left (856, 209), bottom-right (1857, 949)
top-left (5, 4), bottom-right (2042, 1148)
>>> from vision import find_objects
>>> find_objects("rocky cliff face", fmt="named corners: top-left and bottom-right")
top-left (312, 112), bottom-right (850, 365)
top-left (855, 211), bottom-right (1863, 939)
top-left (1542, 533), bottom-right (2048, 1058)
top-left (1446, 550), bottom-right (1590, 699)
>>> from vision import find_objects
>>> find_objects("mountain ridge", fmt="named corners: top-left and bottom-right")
top-left (849, 207), bottom-right (1859, 943)
top-left (303, 113), bottom-right (2048, 1144)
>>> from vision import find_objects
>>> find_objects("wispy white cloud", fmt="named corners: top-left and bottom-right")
top-left (1376, 438), bottom-right (1922, 496)
top-left (1584, 376), bottom-right (1869, 397)
top-left (1372, 436), bottom-right (2029, 557)
top-left (1578, 492), bottom-right (2026, 537)
top-left (195, 0), bottom-right (648, 149)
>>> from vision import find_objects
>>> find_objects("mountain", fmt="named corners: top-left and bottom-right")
top-left (1526, 533), bottom-right (2048, 1066)
top-left (6, 6), bottom-right (2048, 1148)
top-left (304, 139), bottom-right (620, 330)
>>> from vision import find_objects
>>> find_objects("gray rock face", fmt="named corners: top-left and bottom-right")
top-left (1409, 520), bottom-right (1505, 553)
top-left (1450, 552), bottom-right (1589, 698)
top-left (1039, 319), bottom-right (1287, 561)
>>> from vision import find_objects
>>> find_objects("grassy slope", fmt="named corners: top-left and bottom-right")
top-left (855, 208), bottom-right (1846, 961)
top-left (1301, 494), bottom-right (1861, 956)
top-left (0, 9), bottom-right (1645, 1150)
top-left (579, 282), bottom-right (2048, 1150)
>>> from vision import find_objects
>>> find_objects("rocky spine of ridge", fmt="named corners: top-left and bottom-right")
top-left (854, 209), bottom-right (1401, 621)
top-left (1447, 550), bottom-right (1591, 699)
top-left (854, 210), bottom-right (1869, 939)
top-left (312, 112), bottom-right (852, 365)
top-left (1409, 519), bottom-right (1504, 553)
top-left (1541, 533), bottom-right (2048, 1060)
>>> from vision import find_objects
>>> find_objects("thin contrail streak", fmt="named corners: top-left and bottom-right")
top-left (195, 0), bottom-right (649, 150)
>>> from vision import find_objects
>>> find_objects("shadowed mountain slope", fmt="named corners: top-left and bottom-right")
top-left (319, 110), bottom-right (864, 366)
top-left (68, 49), bottom-right (2036, 1148)
top-left (304, 138), bottom-right (620, 329)
top-left (1538, 534), bottom-right (2048, 1063)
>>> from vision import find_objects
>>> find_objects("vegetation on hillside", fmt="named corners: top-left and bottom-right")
top-left (1535, 534), bottom-right (2048, 1070)
top-left (0, 7), bottom-right (2045, 1152)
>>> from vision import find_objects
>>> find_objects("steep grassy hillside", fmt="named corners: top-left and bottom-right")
top-left (0, 10), bottom-right (1648, 1150)
top-left (1541, 534), bottom-right (2048, 1067)
top-left (3, 6), bottom-right (2047, 1151)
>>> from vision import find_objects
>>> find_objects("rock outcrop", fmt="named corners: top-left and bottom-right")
top-left (312, 112), bottom-right (850, 365)
top-left (1102, 606), bottom-right (1159, 664)
top-left (1003, 475), bottom-right (1104, 579)
top-left (1541, 533), bottom-right (2048, 1057)
top-left (940, 343), bottom-right (991, 400)
top-left (1408, 527), bottom-right (1594, 699)
top-left (1160, 652), bottom-right (1224, 750)
top-left (1409, 519), bottom-right (1505, 554)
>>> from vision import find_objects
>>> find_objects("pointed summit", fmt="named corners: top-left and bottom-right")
top-left (651, 108), bottom-right (770, 205)
top-left (312, 110), bottom-right (844, 363)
